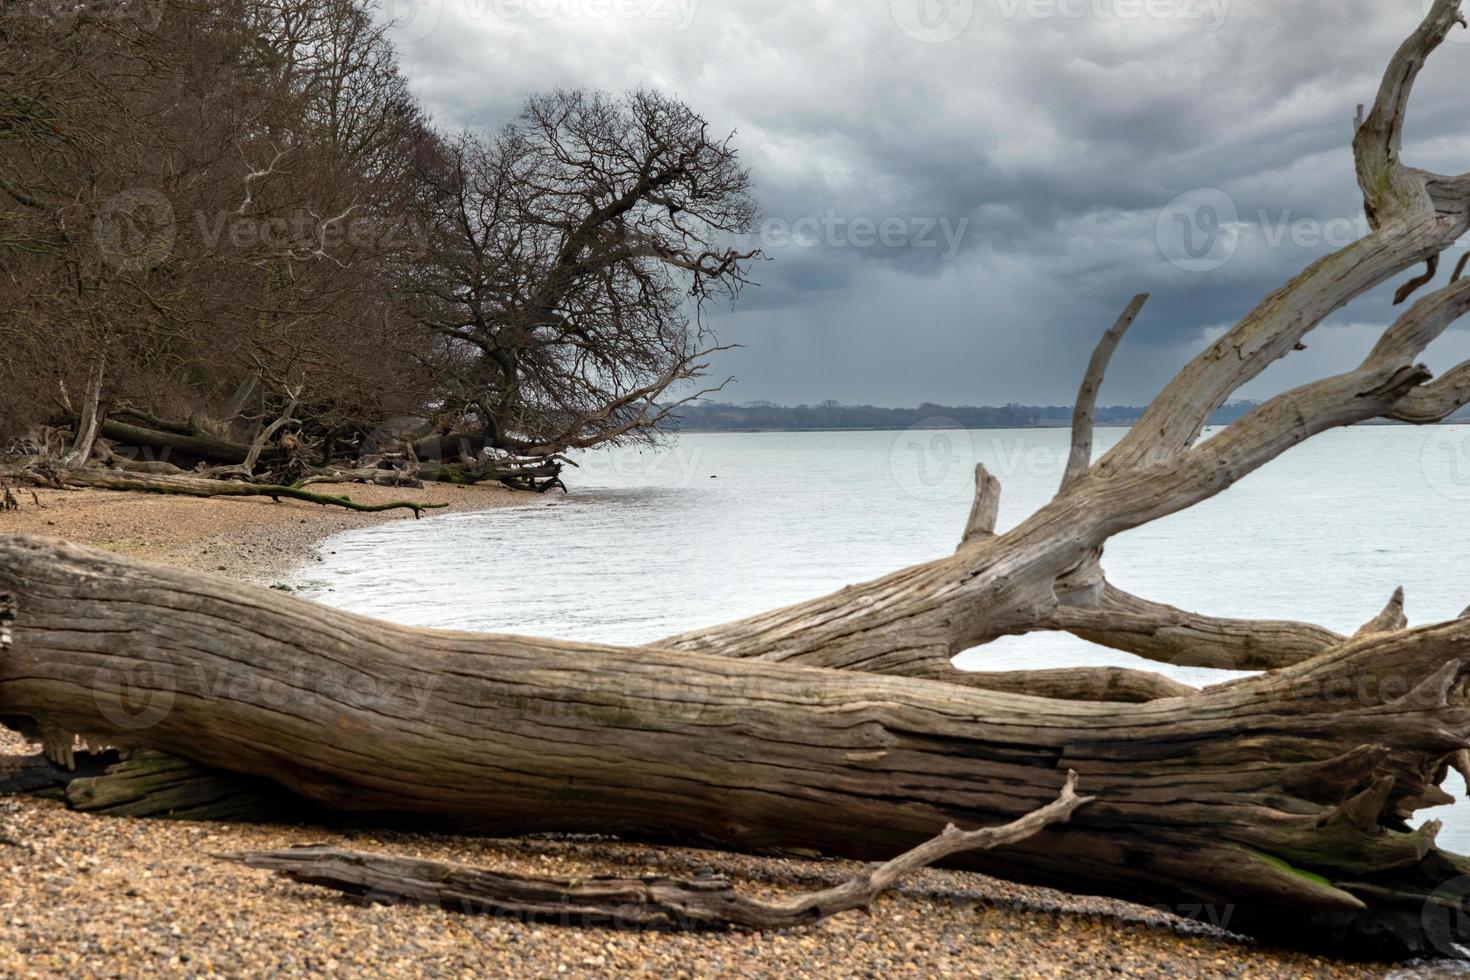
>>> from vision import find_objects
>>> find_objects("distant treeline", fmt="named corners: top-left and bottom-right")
top-left (673, 400), bottom-right (1262, 432)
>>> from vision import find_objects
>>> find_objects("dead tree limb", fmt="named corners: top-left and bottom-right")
top-left (22, 469), bottom-right (445, 518)
top-left (1061, 294), bottom-right (1148, 493)
top-left (958, 464), bottom-right (1001, 545)
top-left (98, 418), bottom-right (249, 466)
top-left (59, 357), bottom-right (106, 469)
top-left (240, 387), bottom-right (302, 477)
top-left (1046, 582), bottom-right (1347, 671)
top-left (229, 773), bottom-right (1090, 930)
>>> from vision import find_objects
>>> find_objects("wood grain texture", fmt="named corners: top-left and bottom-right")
top-left (4, 535), bottom-right (1470, 957)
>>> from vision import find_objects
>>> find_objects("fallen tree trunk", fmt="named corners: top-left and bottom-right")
top-left (98, 418), bottom-right (251, 467)
top-left (229, 772), bottom-right (1088, 930)
top-left (4, 535), bottom-right (1470, 958)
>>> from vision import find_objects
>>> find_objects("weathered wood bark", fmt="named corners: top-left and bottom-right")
top-left (5, 536), bottom-right (1470, 958)
top-left (98, 418), bottom-right (251, 466)
top-left (59, 357), bottom-right (106, 469)
top-left (230, 773), bottom-right (1089, 930)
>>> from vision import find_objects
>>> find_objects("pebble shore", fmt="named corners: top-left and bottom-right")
top-left (0, 485), bottom-right (1434, 977)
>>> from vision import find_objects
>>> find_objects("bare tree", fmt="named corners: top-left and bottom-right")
top-left (406, 90), bottom-right (759, 484)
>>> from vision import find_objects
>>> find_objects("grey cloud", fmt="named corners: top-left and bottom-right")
top-left (388, 0), bottom-right (1470, 406)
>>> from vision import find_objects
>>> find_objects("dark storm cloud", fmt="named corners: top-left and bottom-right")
top-left (384, 0), bottom-right (1470, 405)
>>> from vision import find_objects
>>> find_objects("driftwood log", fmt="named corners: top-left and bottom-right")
top-left (5, 535), bottom-right (1470, 958)
top-left (8, 0), bottom-right (1470, 962)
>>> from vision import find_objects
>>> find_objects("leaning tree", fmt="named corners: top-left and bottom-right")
top-left (403, 89), bottom-right (760, 488)
top-left (10, 0), bottom-right (1470, 961)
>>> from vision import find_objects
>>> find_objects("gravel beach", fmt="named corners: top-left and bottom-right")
top-left (0, 485), bottom-right (1427, 977)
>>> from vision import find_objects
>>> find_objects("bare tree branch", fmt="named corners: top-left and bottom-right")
top-left (230, 773), bottom-right (1091, 930)
top-left (1062, 294), bottom-right (1148, 492)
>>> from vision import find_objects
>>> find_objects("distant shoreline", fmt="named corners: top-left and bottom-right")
top-left (673, 418), bottom-right (1447, 435)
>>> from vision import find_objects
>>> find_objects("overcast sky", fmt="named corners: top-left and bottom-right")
top-left (385, 0), bottom-right (1470, 407)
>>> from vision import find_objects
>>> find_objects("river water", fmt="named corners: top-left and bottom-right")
top-left (290, 424), bottom-right (1470, 849)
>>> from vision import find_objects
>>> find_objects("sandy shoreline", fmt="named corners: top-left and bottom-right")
top-left (0, 486), bottom-right (1394, 977)
top-left (0, 480), bottom-right (521, 586)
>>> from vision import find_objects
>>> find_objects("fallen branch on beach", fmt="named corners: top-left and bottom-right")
top-left (18, 466), bottom-right (447, 519)
top-left (9, 0), bottom-right (1470, 963)
top-left (228, 774), bottom-right (1090, 930)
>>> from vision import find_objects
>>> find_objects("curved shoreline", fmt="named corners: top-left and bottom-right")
top-left (0, 480), bottom-right (520, 586)
top-left (0, 487), bottom-right (1390, 977)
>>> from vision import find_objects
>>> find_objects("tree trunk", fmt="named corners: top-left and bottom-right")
top-left (59, 357), bottom-right (106, 469)
top-left (4, 536), bottom-right (1470, 959)
top-left (98, 418), bottom-right (250, 467)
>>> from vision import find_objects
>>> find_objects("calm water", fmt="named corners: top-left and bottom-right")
top-left (292, 425), bottom-right (1470, 848)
